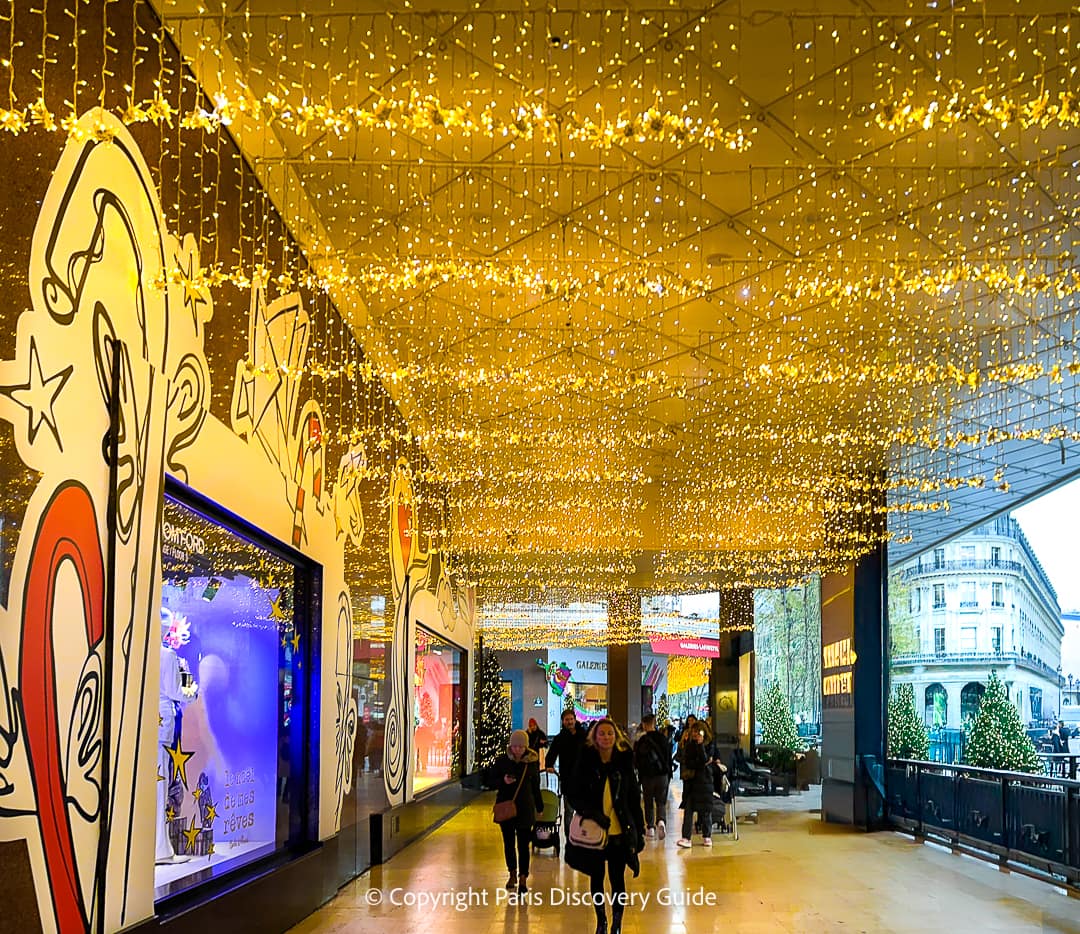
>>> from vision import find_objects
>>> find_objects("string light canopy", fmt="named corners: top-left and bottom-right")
top-left (14, 0), bottom-right (1080, 610)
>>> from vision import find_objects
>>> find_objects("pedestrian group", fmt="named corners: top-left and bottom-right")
top-left (488, 711), bottom-right (729, 934)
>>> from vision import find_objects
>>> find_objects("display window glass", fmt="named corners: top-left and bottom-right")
top-left (352, 595), bottom-right (387, 782)
top-left (155, 490), bottom-right (314, 901)
top-left (413, 628), bottom-right (465, 794)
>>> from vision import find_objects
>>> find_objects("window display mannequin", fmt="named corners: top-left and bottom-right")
top-left (157, 609), bottom-right (198, 865)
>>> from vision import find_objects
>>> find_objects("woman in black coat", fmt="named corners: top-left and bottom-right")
top-left (564, 718), bottom-right (646, 934)
top-left (489, 729), bottom-right (543, 893)
top-left (677, 722), bottom-right (714, 846)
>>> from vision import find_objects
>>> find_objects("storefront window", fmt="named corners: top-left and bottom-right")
top-left (156, 489), bottom-right (313, 901)
top-left (352, 596), bottom-right (387, 780)
top-left (413, 628), bottom-right (465, 794)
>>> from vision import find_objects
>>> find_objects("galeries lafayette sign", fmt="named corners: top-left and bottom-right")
top-left (648, 637), bottom-right (720, 658)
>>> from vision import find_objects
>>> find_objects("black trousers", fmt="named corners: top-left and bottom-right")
top-left (589, 836), bottom-right (628, 918)
top-left (681, 797), bottom-right (712, 839)
top-left (641, 775), bottom-right (669, 827)
top-left (500, 822), bottom-right (531, 876)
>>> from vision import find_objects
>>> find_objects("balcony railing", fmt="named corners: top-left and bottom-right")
top-left (901, 560), bottom-right (1060, 621)
top-left (886, 759), bottom-right (1080, 886)
top-left (891, 650), bottom-right (1060, 680)
top-left (903, 559), bottom-right (1022, 577)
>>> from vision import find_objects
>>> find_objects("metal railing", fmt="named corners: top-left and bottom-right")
top-left (928, 729), bottom-right (965, 765)
top-left (903, 559), bottom-right (1022, 576)
top-left (1038, 753), bottom-right (1079, 781)
top-left (890, 650), bottom-right (1060, 681)
top-left (885, 758), bottom-right (1080, 886)
top-left (901, 559), bottom-right (1059, 615)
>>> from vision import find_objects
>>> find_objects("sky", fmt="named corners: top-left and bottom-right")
top-left (1012, 480), bottom-right (1080, 612)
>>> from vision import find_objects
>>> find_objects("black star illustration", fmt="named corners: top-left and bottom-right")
top-left (1, 337), bottom-right (73, 449)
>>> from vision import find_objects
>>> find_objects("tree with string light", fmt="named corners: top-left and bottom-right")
top-left (757, 680), bottom-right (802, 774)
top-left (965, 671), bottom-right (1041, 773)
top-left (888, 683), bottom-right (930, 759)
top-left (473, 645), bottom-right (512, 773)
top-left (657, 692), bottom-right (670, 727)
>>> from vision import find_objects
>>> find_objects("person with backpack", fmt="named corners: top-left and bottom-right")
top-left (633, 713), bottom-right (673, 839)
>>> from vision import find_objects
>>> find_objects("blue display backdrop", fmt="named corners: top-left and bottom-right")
top-left (157, 492), bottom-right (306, 898)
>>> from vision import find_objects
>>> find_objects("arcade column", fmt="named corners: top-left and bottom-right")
top-left (820, 542), bottom-right (887, 828)
top-left (607, 593), bottom-right (642, 730)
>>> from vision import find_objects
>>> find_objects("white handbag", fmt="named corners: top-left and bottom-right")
top-left (569, 814), bottom-right (608, 849)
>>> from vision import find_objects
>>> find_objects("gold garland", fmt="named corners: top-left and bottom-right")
top-left (2, 90), bottom-right (753, 155)
top-left (777, 259), bottom-right (1080, 305)
top-left (876, 87), bottom-right (1080, 135)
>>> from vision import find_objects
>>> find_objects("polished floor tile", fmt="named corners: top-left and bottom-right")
top-left (289, 789), bottom-right (1080, 933)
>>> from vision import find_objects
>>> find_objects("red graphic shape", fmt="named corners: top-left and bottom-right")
top-left (21, 483), bottom-right (105, 933)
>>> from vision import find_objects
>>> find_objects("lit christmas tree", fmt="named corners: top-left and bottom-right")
top-left (473, 645), bottom-right (512, 771)
top-left (965, 671), bottom-right (1041, 773)
top-left (563, 684), bottom-right (575, 712)
top-left (759, 680), bottom-right (801, 750)
top-left (888, 683), bottom-right (930, 759)
top-left (657, 692), bottom-right (670, 727)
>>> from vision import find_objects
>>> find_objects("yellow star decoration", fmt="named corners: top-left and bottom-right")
top-left (182, 816), bottom-right (201, 854)
top-left (204, 804), bottom-right (217, 824)
top-left (290, 631), bottom-right (301, 652)
top-left (269, 594), bottom-right (287, 623)
top-left (165, 806), bottom-right (176, 822)
top-left (164, 739), bottom-right (196, 790)
top-left (207, 843), bottom-right (215, 858)
top-left (193, 786), bottom-right (203, 801)
top-left (157, 769), bottom-right (165, 783)
top-left (181, 272), bottom-right (204, 311)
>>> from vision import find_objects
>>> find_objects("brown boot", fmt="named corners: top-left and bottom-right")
top-left (505, 871), bottom-right (517, 891)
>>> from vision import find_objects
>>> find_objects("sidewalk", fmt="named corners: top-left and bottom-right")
top-left (289, 786), bottom-right (1080, 933)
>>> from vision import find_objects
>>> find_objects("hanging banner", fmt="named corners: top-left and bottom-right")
top-left (648, 636), bottom-right (720, 658)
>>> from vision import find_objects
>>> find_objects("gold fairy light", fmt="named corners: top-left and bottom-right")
top-left (2, 1), bottom-right (1076, 600)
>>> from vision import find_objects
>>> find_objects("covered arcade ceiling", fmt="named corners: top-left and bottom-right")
top-left (148, 0), bottom-right (1080, 599)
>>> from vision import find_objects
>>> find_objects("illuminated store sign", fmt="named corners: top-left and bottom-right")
top-left (822, 638), bottom-right (857, 709)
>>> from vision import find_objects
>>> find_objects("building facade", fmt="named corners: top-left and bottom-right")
top-left (891, 515), bottom-right (1064, 729)
top-left (1060, 610), bottom-right (1080, 726)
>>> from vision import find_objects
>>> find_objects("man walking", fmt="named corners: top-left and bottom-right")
top-left (634, 713), bottom-right (673, 839)
top-left (545, 708), bottom-right (586, 840)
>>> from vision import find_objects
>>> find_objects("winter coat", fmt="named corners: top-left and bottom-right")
top-left (634, 729), bottom-right (673, 779)
top-left (545, 723), bottom-right (586, 779)
top-left (564, 745), bottom-right (646, 877)
top-left (489, 748), bottom-right (543, 830)
top-left (679, 740), bottom-right (714, 811)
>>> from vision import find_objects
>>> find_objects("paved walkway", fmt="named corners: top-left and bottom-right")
top-left (290, 788), bottom-right (1080, 933)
